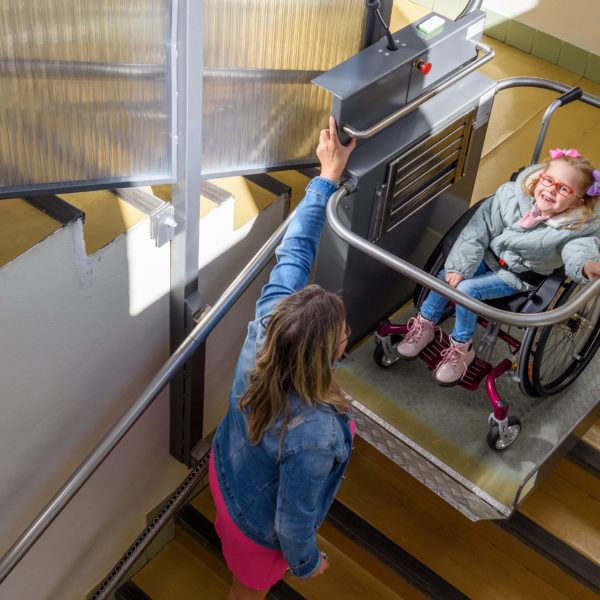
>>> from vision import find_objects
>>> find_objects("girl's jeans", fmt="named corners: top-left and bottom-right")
top-left (420, 261), bottom-right (519, 343)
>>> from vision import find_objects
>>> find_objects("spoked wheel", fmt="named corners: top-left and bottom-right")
top-left (487, 415), bottom-right (521, 450)
top-left (373, 335), bottom-right (402, 367)
top-left (519, 281), bottom-right (600, 396)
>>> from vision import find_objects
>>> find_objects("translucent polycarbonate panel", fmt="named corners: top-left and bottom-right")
top-left (0, 0), bottom-right (172, 195)
top-left (202, 0), bottom-right (370, 176)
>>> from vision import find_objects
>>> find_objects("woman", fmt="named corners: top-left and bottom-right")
top-left (210, 117), bottom-right (356, 600)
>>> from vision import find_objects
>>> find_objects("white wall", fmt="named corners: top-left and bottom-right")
top-left (198, 198), bottom-right (287, 435)
top-left (0, 217), bottom-right (187, 600)
top-left (0, 192), bottom-right (287, 599)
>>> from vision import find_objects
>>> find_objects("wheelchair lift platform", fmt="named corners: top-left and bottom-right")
top-left (336, 304), bottom-right (600, 521)
top-left (312, 8), bottom-right (600, 521)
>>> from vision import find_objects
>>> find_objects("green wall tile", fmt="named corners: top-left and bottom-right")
top-left (531, 30), bottom-right (562, 64)
top-left (558, 42), bottom-right (590, 75)
top-left (585, 54), bottom-right (600, 84)
top-left (483, 9), bottom-right (509, 43)
top-left (505, 20), bottom-right (535, 54)
top-left (432, 0), bottom-right (461, 19)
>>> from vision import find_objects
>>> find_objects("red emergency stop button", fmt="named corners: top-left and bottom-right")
top-left (416, 59), bottom-right (432, 74)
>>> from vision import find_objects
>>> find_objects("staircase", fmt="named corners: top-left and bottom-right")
top-left (116, 424), bottom-right (600, 600)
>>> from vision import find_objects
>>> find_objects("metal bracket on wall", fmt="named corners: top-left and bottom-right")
top-left (111, 187), bottom-right (177, 247)
top-left (185, 289), bottom-right (211, 324)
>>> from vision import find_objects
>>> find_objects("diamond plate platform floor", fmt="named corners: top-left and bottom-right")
top-left (335, 303), bottom-right (600, 512)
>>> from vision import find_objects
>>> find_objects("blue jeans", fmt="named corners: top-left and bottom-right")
top-left (420, 261), bottom-right (519, 343)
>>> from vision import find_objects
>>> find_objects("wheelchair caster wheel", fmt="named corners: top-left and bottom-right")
top-left (373, 336), bottom-right (401, 368)
top-left (487, 415), bottom-right (521, 450)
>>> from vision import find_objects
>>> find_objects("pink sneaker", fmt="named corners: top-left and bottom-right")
top-left (434, 338), bottom-right (475, 386)
top-left (396, 314), bottom-right (437, 359)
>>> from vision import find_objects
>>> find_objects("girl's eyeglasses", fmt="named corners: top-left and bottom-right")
top-left (340, 323), bottom-right (351, 344)
top-left (538, 174), bottom-right (582, 198)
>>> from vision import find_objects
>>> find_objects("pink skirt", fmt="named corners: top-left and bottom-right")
top-left (208, 420), bottom-right (354, 589)
top-left (209, 450), bottom-right (289, 590)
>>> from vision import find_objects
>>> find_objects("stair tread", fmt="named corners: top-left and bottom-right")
top-left (335, 437), bottom-right (599, 600)
top-left (583, 421), bottom-right (600, 453)
top-left (131, 533), bottom-right (229, 600)
top-left (519, 460), bottom-right (600, 566)
top-left (190, 488), bottom-right (418, 600)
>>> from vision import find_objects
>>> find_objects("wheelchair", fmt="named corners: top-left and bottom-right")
top-left (373, 200), bottom-right (600, 451)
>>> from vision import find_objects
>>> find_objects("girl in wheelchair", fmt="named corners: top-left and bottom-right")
top-left (396, 149), bottom-right (600, 386)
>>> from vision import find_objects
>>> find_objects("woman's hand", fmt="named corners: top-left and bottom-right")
top-left (583, 261), bottom-right (600, 280)
top-left (306, 554), bottom-right (330, 579)
top-left (316, 116), bottom-right (356, 183)
top-left (445, 272), bottom-right (464, 287)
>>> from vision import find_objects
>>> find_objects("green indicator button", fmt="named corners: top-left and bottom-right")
top-left (417, 15), bottom-right (445, 35)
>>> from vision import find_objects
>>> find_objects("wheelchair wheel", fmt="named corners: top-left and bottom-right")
top-left (373, 335), bottom-right (402, 367)
top-left (518, 280), bottom-right (600, 396)
top-left (487, 416), bottom-right (521, 450)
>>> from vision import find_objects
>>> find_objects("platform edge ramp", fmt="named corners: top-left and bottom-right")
top-left (352, 399), bottom-right (511, 521)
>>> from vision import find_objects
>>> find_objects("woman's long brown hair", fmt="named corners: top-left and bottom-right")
top-left (239, 284), bottom-right (348, 449)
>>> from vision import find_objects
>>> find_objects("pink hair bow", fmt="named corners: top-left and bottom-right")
top-left (549, 148), bottom-right (581, 159)
top-left (587, 169), bottom-right (600, 197)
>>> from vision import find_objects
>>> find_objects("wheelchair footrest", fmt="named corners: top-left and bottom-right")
top-left (419, 332), bottom-right (492, 391)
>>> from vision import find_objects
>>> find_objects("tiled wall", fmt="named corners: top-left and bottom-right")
top-left (409, 0), bottom-right (600, 83)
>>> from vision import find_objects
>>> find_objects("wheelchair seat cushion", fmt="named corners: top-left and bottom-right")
top-left (484, 267), bottom-right (565, 314)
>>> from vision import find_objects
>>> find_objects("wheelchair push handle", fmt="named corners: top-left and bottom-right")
top-left (327, 185), bottom-right (600, 329)
top-left (557, 86), bottom-right (583, 105)
top-left (530, 85), bottom-right (583, 165)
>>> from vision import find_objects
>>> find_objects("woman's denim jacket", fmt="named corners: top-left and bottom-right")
top-left (212, 176), bottom-right (354, 579)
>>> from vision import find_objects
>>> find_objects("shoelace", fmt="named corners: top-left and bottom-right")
top-left (438, 343), bottom-right (470, 378)
top-left (405, 316), bottom-right (441, 343)
top-left (405, 316), bottom-right (426, 342)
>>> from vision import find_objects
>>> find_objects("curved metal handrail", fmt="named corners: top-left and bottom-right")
top-left (342, 41), bottom-right (495, 140)
top-left (497, 76), bottom-right (600, 108)
top-left (0, 209), bottom-right (296, 584)
top-left (456, 0), bottom-right (483, 20)
top-left (327, 186), bottom-right (600, 327)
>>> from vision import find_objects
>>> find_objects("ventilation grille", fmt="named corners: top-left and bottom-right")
top-left (369, 110), bottom-right (475, 242)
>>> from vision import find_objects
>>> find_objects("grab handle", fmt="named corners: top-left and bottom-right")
top-left (557, 86), bottom-right (583, 105)
top-left (327, 185), bottom-right (600, 328)
top-left (341, 41), bottom-right (495, 140)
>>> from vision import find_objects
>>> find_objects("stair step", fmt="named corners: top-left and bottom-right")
top-left (326, 500), bottom-right (464, 599)
top-left (519, 458), bottom-right (600, 567)
top-left (189, 488), bottom-right (413, 600)
top-left (130, 529), bottom-right (229, 600)
top-left (116, 581), bottom-right (153, 600)
top-left (496, 511), bottom-right (600, 592)
top-left (583, 420), bottom-right (600, 453)
top-left (176, 504), bottom-right (305, 600)
top-left (336, 436), bottom-right (599, 600)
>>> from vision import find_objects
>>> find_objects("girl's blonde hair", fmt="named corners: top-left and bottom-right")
top-left (240, 284), bottom-right (348, 448)
top-left (523, 154), bottom-right (598, 229)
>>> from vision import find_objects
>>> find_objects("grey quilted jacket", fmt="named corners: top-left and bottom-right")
top-left (445, 164), bottom-right (600, 292)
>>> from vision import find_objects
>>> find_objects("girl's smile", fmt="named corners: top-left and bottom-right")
top-left (534, 161), bottom-right (585, 217)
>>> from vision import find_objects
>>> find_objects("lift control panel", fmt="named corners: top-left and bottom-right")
top-left (312, 10), bottom-right (487, 137)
